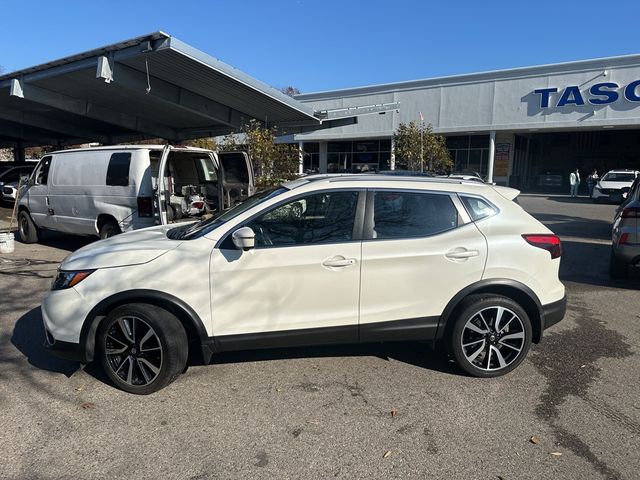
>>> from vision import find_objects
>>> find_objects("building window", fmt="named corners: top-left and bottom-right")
top-left (446, 135), bottom-right (490, 177)
top-left (302, 142), bottom-right (320, 173)
top-left (327, 139), bottom-right (391, 173)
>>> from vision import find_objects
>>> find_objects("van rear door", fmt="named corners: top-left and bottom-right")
top-left (156, 145), bottom-right (172, 225)
top-left (218, 151), bottom-right (255, 209)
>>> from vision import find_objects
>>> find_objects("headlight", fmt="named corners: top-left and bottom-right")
top-left (51, 270), bottom-right (95, 290)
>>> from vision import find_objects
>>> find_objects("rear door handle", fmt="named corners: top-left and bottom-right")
top-left (322, 255), bottom-right (356, 268)
top-left (445, 249), bottom-right (479, 259)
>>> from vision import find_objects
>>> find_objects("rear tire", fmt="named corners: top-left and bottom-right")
top-left (97, 303), bottom-right (188, 395)
top-left (18, 210), bottom-right (39, 243)
top-left (99, 219), bottom-right (121, 239)
top-left (609, 249), bottom-right (628, 279)
top-left (450, 294), bottom-right (532, 378)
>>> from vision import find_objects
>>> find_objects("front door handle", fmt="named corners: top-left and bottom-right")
top-left (445, 248), bottom-right (479, 260)
top-left (322, 255), bottom-right (356, 269)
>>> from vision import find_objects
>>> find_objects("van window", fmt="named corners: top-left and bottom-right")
top-left (35, 156), bottom-right (52, 185)
top-left (106, 153), bottom-right (131, 186)
top-left (221, 153), bottom-right (249, 184)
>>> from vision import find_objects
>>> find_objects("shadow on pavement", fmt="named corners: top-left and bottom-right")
top-left (530, 212), bottom-right (612, 240)
top-left (35, 231), bottom-right (95, 252)
top-left (560, 240), bottom-right (639, 290)
top-left (208, 341), bottom-right (460, 376)
top-left (10, 307), bottom-right (78, 377)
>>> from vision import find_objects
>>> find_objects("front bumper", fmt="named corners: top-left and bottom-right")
top-left (542, 295), bottom-right (567, 330)
top-left (43, 330), bottom-right (87, 363)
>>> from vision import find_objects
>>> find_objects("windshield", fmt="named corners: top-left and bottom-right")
top-left (168, 186), bottom-right (289, 240)
top-left (602, 172), bottom-right (637, 182)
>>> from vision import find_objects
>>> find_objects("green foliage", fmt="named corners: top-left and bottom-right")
top-left (220, 119), bottom-right (299, 187)
top-left (393, 121), bottom-right (452, 172)
top-left (184, 137), bottom-right (217, 150)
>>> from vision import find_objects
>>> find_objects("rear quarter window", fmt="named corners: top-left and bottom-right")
top-left (460, 195), bottom-right (498, 221)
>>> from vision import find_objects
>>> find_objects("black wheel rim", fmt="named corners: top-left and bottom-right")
top-left (460, 306), bottom-right (525, 371)
top-left (104, 316), bottom-right (163, 386)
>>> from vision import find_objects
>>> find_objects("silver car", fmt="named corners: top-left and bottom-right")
top-left (610, 176), bottom-right (640, 278)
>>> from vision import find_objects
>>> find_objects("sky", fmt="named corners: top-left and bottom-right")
top-left (0, 0), bottom-right (638, 94)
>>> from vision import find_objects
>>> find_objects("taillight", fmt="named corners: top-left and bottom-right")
top-left (522, 234), bottom-right (562, 259)
top-left (137, 196), bottom-right (153, 217)
top-left (621, 207), bottom-right (640, 218)
top-left (619, 233), bottom-right (629, 245)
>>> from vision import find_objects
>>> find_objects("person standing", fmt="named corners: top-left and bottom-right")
top-left (586, 169), bottom-right (599, 198)
top-left (569, 168), bottom-right (580, 198)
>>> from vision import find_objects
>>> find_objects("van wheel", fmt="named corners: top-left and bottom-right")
top-left (609, 249), bottom-right (628, 279)
top-left (97, 304), bottom-right (188, 395)
top-left (99, 219), bottom-right (121, 239)
top-left (451, 295), bottom-right (532, 378)
top-left (18, 210), bottom-right (39, 243)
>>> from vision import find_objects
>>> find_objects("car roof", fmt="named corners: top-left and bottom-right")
top-left (604, 169), bottom-right (639, 174)
top-left (285, 173), bottom-right (494, 191)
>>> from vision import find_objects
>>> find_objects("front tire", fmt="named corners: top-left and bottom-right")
top-left (97, 304), bottom-right (188, 394)
top-left (451, 295), bottom-right (532, 378)
top-left (18, 210), bottom-right (39, 243)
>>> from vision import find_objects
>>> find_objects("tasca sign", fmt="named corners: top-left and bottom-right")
top-left (533, 80), bottom-right (640, 108)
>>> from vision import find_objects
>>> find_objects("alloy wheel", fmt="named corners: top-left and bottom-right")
top-left (460, 306), bottom-right (526, 371)
top-left (104, 316), bottom-right (163, 386)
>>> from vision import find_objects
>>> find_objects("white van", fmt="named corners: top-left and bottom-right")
top-left (17, 145), bottom-right (255, 243)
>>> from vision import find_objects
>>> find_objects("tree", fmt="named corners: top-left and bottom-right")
top-left (280, 86), bottom-right (301, 97)
top-left (393, 121), bottom-right (452, 173)
top-left (220, 119), bottom-right (299, 187)
top-left (184, 137), bottom-right (217, 150)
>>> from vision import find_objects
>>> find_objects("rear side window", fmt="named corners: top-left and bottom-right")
top-left (371, 191), bottom-right (458, 239)
top-left (106, 153), bottom-right (131, 186)
top-left (460, 195), bottom-right (497, 221)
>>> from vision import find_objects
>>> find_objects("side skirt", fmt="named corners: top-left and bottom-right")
top-left (213, 316), bottom-right (440, 354)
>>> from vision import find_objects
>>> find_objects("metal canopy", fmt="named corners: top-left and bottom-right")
top-left (0, 32), bottom-right (348, 148)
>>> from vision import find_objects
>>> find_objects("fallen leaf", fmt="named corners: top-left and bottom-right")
top-left (551, 452), bottom-right (563, 456)
top-left (383, 450), bottom-right (391, 458)
top-left (81, 402), bottom-right (95, 410)
top-left (530, 435), bottom-right (541, 445)
top-left (391, 409), bottom-right (397, 417)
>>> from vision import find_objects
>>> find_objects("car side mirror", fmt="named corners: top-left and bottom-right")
top-left (232, 226), bottom-right (256, 251)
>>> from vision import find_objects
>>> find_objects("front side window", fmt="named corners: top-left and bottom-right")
top-left (34, 156), bottom-right (52, 185)
top-left (371, 190), bottom-right (458, 239)
top-left (106, 153), bottom-right (131, 186)
top-left (247, 191), bottom-right (359, 247)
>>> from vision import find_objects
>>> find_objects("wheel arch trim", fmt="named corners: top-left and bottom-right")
top-left (436, 279), bottom-right (545, 344)
top-left (79, 289), bottom-right (211, 363)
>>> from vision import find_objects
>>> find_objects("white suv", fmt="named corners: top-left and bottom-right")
top-left (42, 175), bottom-right (566, 394)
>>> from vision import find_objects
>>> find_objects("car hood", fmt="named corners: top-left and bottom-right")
top-left (60, 225), bottom-right (181, 270)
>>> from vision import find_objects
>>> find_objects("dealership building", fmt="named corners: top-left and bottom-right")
top-left (289, 54), bottom-right (640, 191)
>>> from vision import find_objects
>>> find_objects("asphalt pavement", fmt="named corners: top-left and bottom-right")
top-left (0, 195), bottom-right (638, 479)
